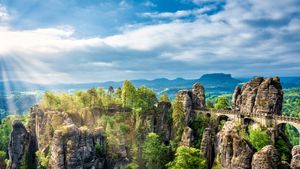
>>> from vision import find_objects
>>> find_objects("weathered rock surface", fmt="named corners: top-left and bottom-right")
top-left (177, 90), bottom-right (194, 126)
top-left (7, 120), bottom-right (36, 169)
top-left (192, 83), bottom-right (206, 109)
top-left (215, 121), bottom-right (255, 169)
top-left (251, 145), bottom-right (283, 169)
top-left (48, 125), bottom-right (106, 169)
top-left (200, 128), bottom-right (214, 169)
top-left (291, 145), bottom-right (300, 169)
top-left (181, 127), bottom-right (194, 147)
top-left (155, 101), bottom-right (172, 143)
top-left (7, 106), bottom-right (107, 169)
top-left (232, 77), bottom-right (283, 115)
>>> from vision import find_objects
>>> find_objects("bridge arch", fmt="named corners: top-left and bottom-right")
top-left (243, 117), bottom-right (256, 126)
top-left (275, 121), bottom-right (300, 145)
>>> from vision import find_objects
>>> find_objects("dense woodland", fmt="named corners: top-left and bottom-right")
top-left (0, 81), bottom-right (299, 168)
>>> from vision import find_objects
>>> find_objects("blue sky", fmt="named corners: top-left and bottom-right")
top-left (0, 0), bottom-right (299, 84)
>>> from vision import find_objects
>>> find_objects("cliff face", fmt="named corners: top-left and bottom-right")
top-left (177, 83), bottom-right (206, 146)
top-left (48, 125), bottom-right (106, 169)
top-left (232, 77), bottom-right (283, 115)
top-left (7, 120), bottom-right (37, 169)
top-left (7, 108), bottom-right (107, 169)
top-left (251, 145), bottom-right (286, 169)
top-left (215, 122), bottom-right (255, 169)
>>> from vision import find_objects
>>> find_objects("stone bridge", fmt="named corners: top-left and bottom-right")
top-left (195, 109), bottom-right (300, 144)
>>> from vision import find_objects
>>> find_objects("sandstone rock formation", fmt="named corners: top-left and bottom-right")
top-left (177, 90), bottom-right (194, 126)
top-left (291, 145), bottom-right (300, 169)
top-left (7, 120), bottom-right (36, 169)
top-left (215, 121), bottom-right (255, 169)
top-left (200, 128), bottom-right (214, 169)
top-left (251, 145), bottom-right (283, 169)
top-left (155, 101), bottom-right (172, 143)
top-left (181, 127), bottom-right (194, 147)
top-left (48, 125), bottom-right (106, 169)
top-left (7, 107), bottom-right (107, 169)
top-left (192, 83), bottom-right (206, 109)
top-left (232, 77), bottom-right (283, 115)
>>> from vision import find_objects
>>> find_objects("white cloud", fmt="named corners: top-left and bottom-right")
top-left (140, 7), bottom-right (212, 19)
top-left (0, 5), bottom-right (9, 22)
top-left (0, 0), bottom-right (299, 83)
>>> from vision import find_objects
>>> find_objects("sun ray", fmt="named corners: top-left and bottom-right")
top-left (0, 57), bottom-right (17, 114)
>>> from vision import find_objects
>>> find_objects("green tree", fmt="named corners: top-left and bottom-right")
top-left (248, 127), bottom-right (271, 151)
top-left (87, 88), bottom-right (98, 108)
top-left (214, 96), bottom-right (230, 110)
top-left (134, 86), bottom-right (157, 112)
top-left (40, 92), bottom-right (61, 110)
top-left (142, 133), bottom-right (168, 169)
top-left (121, 80), bottom-right (136, 108)
top-left (167, 146), bottom-right (206, 169)
top-left (172, 94), bottom-right (185, 142)
top-left (160, 94), bottom-right (170, 102)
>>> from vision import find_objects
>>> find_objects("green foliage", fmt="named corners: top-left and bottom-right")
top-left (39, 87), bottom-right (122, 112)
top-left (0, 115), bottom-right (28, 153)
top-left (167, 146), bottom-right (206, 169)
top-left (95, 142), bottom-right (105, 156)
top-left (126, 162), bottom-right (139, 169)
top-left (192, 113), bottom-right (210, 148)
top-left (172, 95), bottom-right (185, 143)
top-left (36, 150), bottom-right (49, 169)
top-left (0, 151), bottom-right (6, 160)
top-left (247, 127), bottom-right (271, 151)
top-left (134, 86), bottom-right (157, 112)
top-left (122, 80), bottom-right (136, 108)
top-left (214, 96), bottom-right (230, 110)
top-left (142, 133), bottom-right (169, 169)
top-left (160, 94), bottom-right (170, 102)
top-left (275, 139), bottom-right (292, 162)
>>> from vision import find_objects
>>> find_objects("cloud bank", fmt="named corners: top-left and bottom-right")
top-left (0, 0), bottom-right (299, 83)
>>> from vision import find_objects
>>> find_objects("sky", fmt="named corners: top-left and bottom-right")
top-left (0, 0), bottom-right (299, 84)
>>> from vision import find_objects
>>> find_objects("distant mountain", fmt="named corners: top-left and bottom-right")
top-left (1, 74), bottom-right (300, 94)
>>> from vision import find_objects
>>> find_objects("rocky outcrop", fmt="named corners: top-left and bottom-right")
top-left (48, 125), bottom-right (106, 169)
top-left (291, 145), bottom-right (300, 169)
top-left (192, 83), bottom-right (206, 109)
top-left (200, 128), bottom-right (214, 169)
top-left (177, 90), bottom-right (194, 126)
top-left (251, 145), bottom-right (283, 169)
top-left (232, 77), bottom-right (283, 115)
top-left (7, 106), bottom-right (107, 169)
top-left (7, 120), bottom-right (37, 169)
top-left (155, 101), bottom-right (172, 143)
top-left (215, 121), bottom-right (255, 169)
top-left (181, 127), bottom-right (194, 147)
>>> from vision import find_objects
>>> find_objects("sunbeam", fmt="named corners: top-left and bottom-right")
top-left (0, 57), bottom-right (17, 114)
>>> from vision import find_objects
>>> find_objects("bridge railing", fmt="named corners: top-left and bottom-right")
top-left (273, 115), bottom-right (300, 123)
top-left (196, 109), bottom-right (300, 123)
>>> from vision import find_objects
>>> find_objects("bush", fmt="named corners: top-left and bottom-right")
top-left (142, 133), bottom-right (169, 169)
top-left (248, 127), bottom-right (271, 151)
top-left (167, 146), bottom-right (206, 169)
top-left (36, 150), bottom-right (49, 169)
